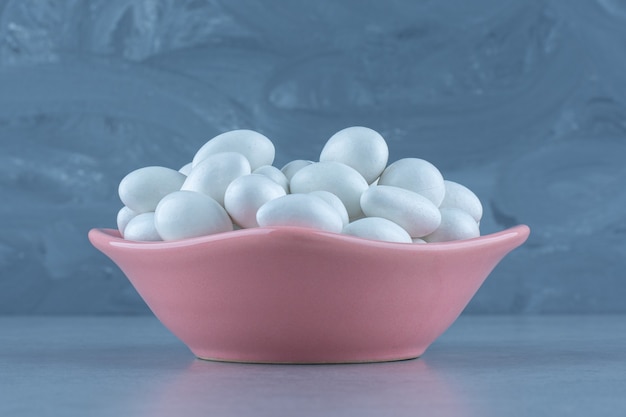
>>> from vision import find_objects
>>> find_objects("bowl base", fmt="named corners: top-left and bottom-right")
top-left (193, 355), bottom-right (422, 365)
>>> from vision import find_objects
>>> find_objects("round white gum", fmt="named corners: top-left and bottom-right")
top-left (320, 126), bottom-right (389, 184)
top-left (155, 191), bottom-right (232, 240)
top-left (308, 190), bottom-right (350, 226)
top-left (192, 129), bottom-right (275, 171)
top-left (360, 185), bottom-right (441, 238)
top-left (342, 217), bottom-right (412, 243)
top-left (256, 194), bottom-right (343, 233)
top-left (280, 159), bottom-right (313, 181)
top-left (116, 206), bottom-right (137, 235)
top-left (424, 208), bottom-right (480, 242)
top-left (123, 212), bottom-right (161, 241)
top-left (118, 166), bottom-right (186, 213)
top-left (225, 174), bottom-right (287, 228)
top-left (440, 180), bottom-right (483, 222)
top-left (253, 165), bottom-right (290, 193)
top-left (181, 152), bottom-right (251, 206)
top-left (178, 162), bottom-right (193, 176)
top-left (378, 158), bottom-right (445, 206)
top-left (289, 161), bottom-right (368, 220)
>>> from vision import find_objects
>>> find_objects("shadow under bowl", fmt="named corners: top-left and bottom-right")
top-left (89, 224), bottom-right (529, 364)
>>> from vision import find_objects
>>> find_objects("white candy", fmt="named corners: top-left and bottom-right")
top-left (192, 129), bottom-right (275, 171)
top-left (117, 126), bottom-right (485, 244)
top-left (360, 185), bottom-right (441, 237)
top-left (281, 160), bottom-right (313, 181)
top-left (320, 126), bottom-right (388, 184)
top-left (440, 180), bottom-right (483, 222)
top-left (181, 152), bottom-right (251, 206)
top-left (117, 206), bottom-right (137, 235)
top-left (342, 217), bottom-right (412, 243)
top-left (289, 161), bottom-right (368, 220)
top-left (256, 194), bottom-right (343, 233)
top-left (224, 174), bottom-right (287, 228)
top-left (424, 208), bottom-right (480, 242)
top-left (118, 166), bottom-right (186, 213)
top-left (123, 212), bottom-right (161, 241)
top-left (178, 162), bottom-right (192, 176)
top-left (253, 165), bottom-right (289, 193)
top-left (155, 191), bottom-right (232, 240)
top-left (378, 158), bottom-right (445, 206)
top-left (308, 191), bottom-right (349, 226)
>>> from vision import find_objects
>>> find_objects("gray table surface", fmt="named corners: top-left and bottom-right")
top-left (1, 315), bottom-right (624, 416)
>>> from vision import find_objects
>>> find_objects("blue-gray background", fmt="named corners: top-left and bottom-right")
top-left (1, 0), bottom-right (624, 315)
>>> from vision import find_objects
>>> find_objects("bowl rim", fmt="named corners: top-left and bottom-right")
top-left (90, 224), bottom-right (530, 253)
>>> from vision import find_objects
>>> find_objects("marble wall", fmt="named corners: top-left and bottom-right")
top-left (1, 0), bottom-right (624, 314)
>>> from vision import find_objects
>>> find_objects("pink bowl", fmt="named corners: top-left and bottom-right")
top-left (89, 225), bottom-right (529, 363)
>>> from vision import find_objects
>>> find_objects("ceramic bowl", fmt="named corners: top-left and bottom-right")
top-left (89, 224), bottom-right (529, 364)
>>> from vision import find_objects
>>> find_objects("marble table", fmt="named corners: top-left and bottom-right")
top-left (1, 315), bottom-right (624, 416)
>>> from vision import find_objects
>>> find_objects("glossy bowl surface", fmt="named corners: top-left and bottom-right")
top-left (89, 225), bottom-right (529, 363)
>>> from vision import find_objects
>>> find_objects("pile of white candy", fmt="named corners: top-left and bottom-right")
top-left (117, 127), bottom-right (483, 244)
